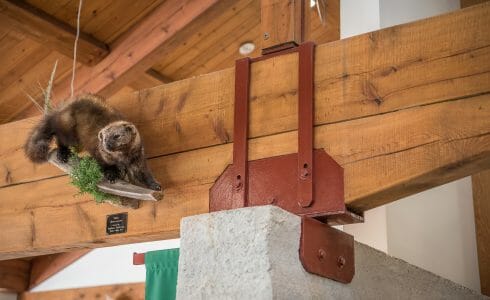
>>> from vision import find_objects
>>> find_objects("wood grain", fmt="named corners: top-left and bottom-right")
top-left (29, 249), bottom-right (91, 289)
top-left (472, 169), bottom-right (490, 296)
top-left (2, 3), bottom-right (488, 188)
top-left (20, 282), bottom-right (145, 300)
top-left (0, 0), bottom-right (108, 65)
top-left (51, 0), bottom-right (219, 102)
top-left (0, 4), bottom-right (488, 259)
top-left (0, 95), bottom-right (488, 259)
top-left (260, 0), bottom-right (305, 51)
top-left (0, 259), bottom-right (30, 292)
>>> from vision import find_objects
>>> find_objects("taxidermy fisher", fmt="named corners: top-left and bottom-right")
top-left (24, 93), bottom-right (161, 192)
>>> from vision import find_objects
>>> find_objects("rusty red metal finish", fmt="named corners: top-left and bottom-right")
top-left (210, 150), bottom-right (361, 225)
top-left (209, 41), bottom-right (362, 283)
top-left (300, 217), bottom-right (355, 283)
top-left (297, 42), bottom-right (314, 208)
top-left (231, 58), bottom-right (250, 209)
top-left (132, 252), bottom-right (145, 265)
top-left (261, 41), bottom-right (298, 55)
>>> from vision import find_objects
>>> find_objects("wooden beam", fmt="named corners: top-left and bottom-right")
top-left (12, 0), bottom-right (218, 121)
top-left (28, 250), bottom-right (90, 290)
top-left (472, 170), bottom-right (490, 296)
top-left (129, 69), bottom-right (173, 91)
top-left (0, 0), bottom-right (108, 66)
top-left (0, 259), bottom-right (30, 292)
top-left (52, 0), bottom-right (217, 101)
top-left (0, 3), bottom-right (488, 259)
top-left (459, 2), bottom-right (490, 295)
top-left (261, 0), bottom-right (307, 52)
top-left (461, 0), bottom-right (489, 7)
top-left (20, 282), bottom-right (145, 300)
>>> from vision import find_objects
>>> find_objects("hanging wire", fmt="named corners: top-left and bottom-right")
top-left (71, 0), bottom-right (83, 99)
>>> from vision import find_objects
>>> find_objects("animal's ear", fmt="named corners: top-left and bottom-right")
top-left (125, 124), bottom-right (136, 133)
top-left (98, 131), bottom-right (103, 141)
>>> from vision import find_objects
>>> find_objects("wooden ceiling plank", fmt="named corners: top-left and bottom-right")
top-left (181, 22), bottom-right (261, 79)
top-left (0, 0), bottom-right (108, 66)
top-left (0, 259), bottom-right (30, 292)
top-left (0, 52), bottom-right (74, 121)
top-left (171, 5), bottom-right (260, 79)
top-left (47, 0), bottom-right (219, 104)
top-left (128, 69), bottom-right (173, 91)
top-left (150, 0), bottom-right (255, 74)
top-left (160, 0), bottom-right (258, 78)
top-left (0, 4), bottom-right (488, 259)
top-left (29, 249), bottom-right (91, 289)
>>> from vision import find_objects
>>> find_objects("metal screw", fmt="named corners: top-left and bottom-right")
top-left (263, 32), bottom-right (270, 40)
top-left (317, 249), bottom-right (326, 261)
top-left (337, 256), bottom-right (346, 269)
top-left (234, 175), bottom-right (242, 190)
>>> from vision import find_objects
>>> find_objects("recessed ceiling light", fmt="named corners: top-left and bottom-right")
top-left (239, 42), bottom-right (255, 55)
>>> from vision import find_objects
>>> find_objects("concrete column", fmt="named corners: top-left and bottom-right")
top-left (177, 206), bottom-right (486, 299)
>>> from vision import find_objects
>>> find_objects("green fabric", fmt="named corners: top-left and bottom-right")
top-left (145, 248), bottom-right (180, 300)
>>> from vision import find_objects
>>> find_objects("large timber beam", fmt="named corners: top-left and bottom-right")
top-left (472, 170), bottom-right (490, 296)
top-left (0, 3), bottom-right (489, 259)
top-left (0, 0), bottom-right (108, 65)
top-left (28, 249), bottom-right (91, 289)
top-left (20, 282), bottom-right (145, 300)
top-left (0, 259), bottom-right (30, 292)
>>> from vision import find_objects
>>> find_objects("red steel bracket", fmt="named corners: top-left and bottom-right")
top-left (209, 42), bottom-right (363, 283)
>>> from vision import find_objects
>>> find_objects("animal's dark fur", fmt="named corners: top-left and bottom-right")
top-left (24, 94), bottom-right (161, 191)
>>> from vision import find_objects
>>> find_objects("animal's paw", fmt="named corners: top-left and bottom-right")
top-left (57, 147), bottom-right (70, 163)
top-left (149, 182), bottom-right (162, 191)
top-left (104, 168), bottom-right (119, 184)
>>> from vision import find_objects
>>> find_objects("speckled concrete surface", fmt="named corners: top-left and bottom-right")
top-left (177, 206), bottom-right (486, 300)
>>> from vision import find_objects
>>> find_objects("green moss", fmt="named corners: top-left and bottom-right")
top-left (68, 153), bottom-right (119, 204)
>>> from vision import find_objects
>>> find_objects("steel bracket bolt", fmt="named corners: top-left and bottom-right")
top-left (317, 248), bottom-right (326, 261)
top-left (337, 256), bottom-right (346, 269)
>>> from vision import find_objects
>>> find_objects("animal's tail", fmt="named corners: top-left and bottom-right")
top-left (24, 114), bottom-right (54, 163)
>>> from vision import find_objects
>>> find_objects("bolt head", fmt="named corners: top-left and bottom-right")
top-left (317, 249), bottom-right (326, 260)
top-left (337, 256), bottom-right (346, 269)
top-left (263, 32), bottom-right (270, 40)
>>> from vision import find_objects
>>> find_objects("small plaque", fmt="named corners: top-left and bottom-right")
top-left (106, 213), bottom-right (128, 235)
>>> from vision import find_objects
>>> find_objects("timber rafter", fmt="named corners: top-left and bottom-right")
top-left (0, 3), bottom-right (489, 260)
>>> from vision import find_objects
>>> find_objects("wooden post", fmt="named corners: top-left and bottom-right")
top-left (472, 170), bottom-right (490, 296)
top-left (260, 0), bottom-right (308, 53)
top-left (460, 0), bottom-right (490, 296)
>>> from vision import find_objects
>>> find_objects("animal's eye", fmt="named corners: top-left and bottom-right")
top-left (125, 125), bottom-right (132, 132)
top-left (114, 134), bottom-right (120, 139)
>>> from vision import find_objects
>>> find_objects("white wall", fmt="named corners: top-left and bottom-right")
top-left (32, 239), bottom-right (179, 292)
top-left (340, 0), bottom-right (380, 38)
top-left (387, 178), bottom-right (480, 292)
top-left (380, 0), bottom-right (460, 27)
